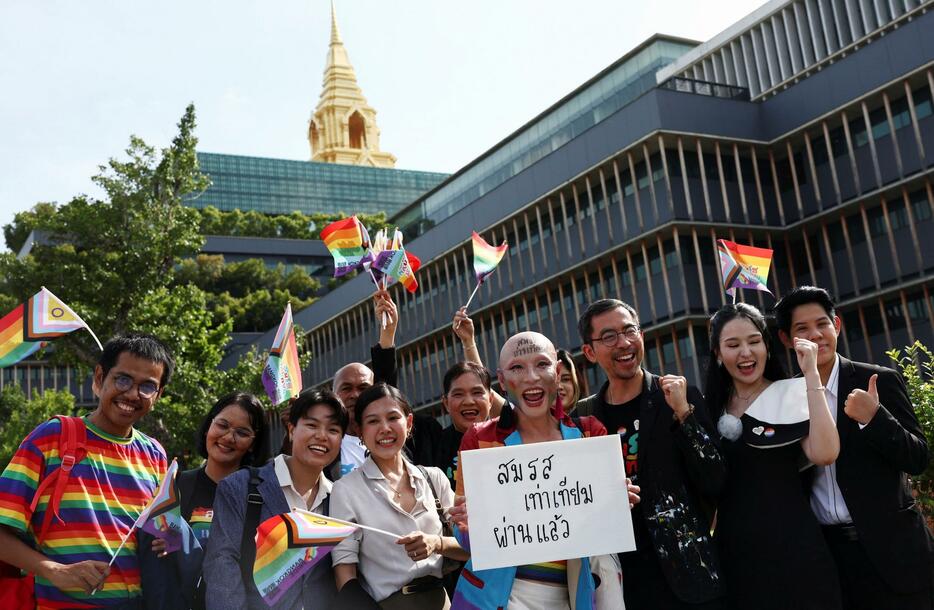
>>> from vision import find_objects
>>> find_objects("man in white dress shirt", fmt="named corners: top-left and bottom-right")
top-left (775, 286), bottom-right (932, 609)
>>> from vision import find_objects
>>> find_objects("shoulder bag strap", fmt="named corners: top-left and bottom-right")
top-left (415, 465), bottom-right (450, 536)
top-left (240, 467), bottom-right (264, 591)
top-left (34, 416), bottom-right (87, 543)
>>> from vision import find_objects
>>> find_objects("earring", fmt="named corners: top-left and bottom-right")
top-left (717, 359), bottom-right (723, 367)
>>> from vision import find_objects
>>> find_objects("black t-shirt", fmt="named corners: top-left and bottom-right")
top-left (435, 425), bottom-right (464, 493)
top-left (599, 395), bottom-right (641, 483)
top-left (180, 467), bottom-right (218, 546)
top-left (591, 390), bottom-right (651, 551)
top-left (177, 467), bottom-right (218, 610)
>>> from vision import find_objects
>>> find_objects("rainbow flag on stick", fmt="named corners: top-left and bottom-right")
top-left (0, 286), bottom-right (102, 368)
top-left (717, 239), bottom-right (774, 301)
top-left (372, 248), bottom-right (421, 293)
top-left (472, 231), bottom-right (508, 284)
top-left (459, 231), bottom-right (509, 313)
top-left (136, 459), bottom-right (196, 554)
top-left (320, 216), bottom-right (368, 277)
top-left (253, 511), bottom-right (359, 606)
top-left (104, 459), bottom-right (197, 572)
top-left (262, 304), bottom-right (302, 405)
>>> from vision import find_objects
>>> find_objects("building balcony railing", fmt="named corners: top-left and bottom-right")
top-left (659, 76), bottom-right (750, 101)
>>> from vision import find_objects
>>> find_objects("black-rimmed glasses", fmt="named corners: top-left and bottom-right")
top-left (591, 326), bottom-right (641, 347)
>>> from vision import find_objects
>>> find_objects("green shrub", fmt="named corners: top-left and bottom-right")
top-left (886, 341), bottom-right (934, 515)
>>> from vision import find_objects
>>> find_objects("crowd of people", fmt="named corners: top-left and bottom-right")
top-left (0, 284), bottom-right (931, 609)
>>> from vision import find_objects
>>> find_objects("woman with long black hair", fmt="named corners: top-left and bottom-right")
top-left (703, 303), bottom-right (841, 609)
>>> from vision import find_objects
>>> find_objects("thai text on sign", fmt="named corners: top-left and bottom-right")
top-left (459, 434), bottom-right (635, 571)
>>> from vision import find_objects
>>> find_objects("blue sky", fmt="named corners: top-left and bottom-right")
top-left (0, 0), bottom-right (763, 247)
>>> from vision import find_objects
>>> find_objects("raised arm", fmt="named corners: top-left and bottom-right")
top-left (372, 289), bottom-right (398, 386)
top-left (797, 338), bottom-right (840, 466)
top-left (452, 306), bottom-right (506, 417)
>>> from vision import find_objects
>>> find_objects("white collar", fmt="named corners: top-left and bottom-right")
top-left (826, 354), bottom-right (841, 397)
top-left (273, 454), bottom-right (333, 499)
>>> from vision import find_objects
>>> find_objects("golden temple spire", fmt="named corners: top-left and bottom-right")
top-left (308, 1), bottom-right (396, 168)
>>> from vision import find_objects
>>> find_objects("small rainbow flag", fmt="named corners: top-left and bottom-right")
top-left (0, 286), bottom-right (102, 368)
top-left (472, 231), bottom-right (508, 284)
top-left (262, 303), bottom-right (302, 405)
top-left (136, 459), bottom-right (197, 553)
top-left (717, 239), bottom-right (774, 298)
top-left (373, 248), bottom-right (421, 293)
top-left (253, 510), bottom-right (357, 606)
top-left (320, 216), bottom-right (367, 277)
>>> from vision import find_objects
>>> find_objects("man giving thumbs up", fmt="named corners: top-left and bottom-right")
top-left (775, 286), bottom-right (932, 610)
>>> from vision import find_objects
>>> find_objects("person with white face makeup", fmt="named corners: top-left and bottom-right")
top-left (447, 331), bottom-right (640, 610)
top-left (331, 383), bottom-right (468, 609)
top-left (703, 303), bottom-right (841, 610)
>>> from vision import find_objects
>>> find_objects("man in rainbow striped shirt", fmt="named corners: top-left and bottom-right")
top-left (0, 333), bottom-right (174, 610)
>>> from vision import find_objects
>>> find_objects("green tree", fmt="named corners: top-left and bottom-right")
top-left (0, 104), bottom-right (208, 365)
top-left (0, 105), bottom-right (234, 457)
top-left (886, 341), bottom-right (934, 517)
top-left (0, 386), bottom-right (75, 467)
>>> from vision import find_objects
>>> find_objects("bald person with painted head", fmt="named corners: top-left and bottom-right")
top-left (331, 289), bottom-right (442, 478)
top-left (448, 331), bottom-right (638, 610)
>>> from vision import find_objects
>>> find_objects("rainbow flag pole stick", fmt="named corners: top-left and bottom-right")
top-left (297, 510), bottom-right (404, 540)
top-left (463, 282), bottom-right (482, 311)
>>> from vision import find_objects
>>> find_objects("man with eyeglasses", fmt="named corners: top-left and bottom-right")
top-left (577, 299), bottom-right (725, 610)
top-left (0, 333), bottom-right (174, 610)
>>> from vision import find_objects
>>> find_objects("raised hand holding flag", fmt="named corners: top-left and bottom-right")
top-left (457, 232), bottom-right (508, 325)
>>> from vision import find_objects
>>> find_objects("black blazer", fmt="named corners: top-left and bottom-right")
top-left (821, 357), bottom-right (933, 593)
top-left (578, 370), bottom-right (726, 603)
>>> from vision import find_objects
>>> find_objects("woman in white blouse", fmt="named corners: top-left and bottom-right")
top-left (331, 383), bottom-right (468, 609)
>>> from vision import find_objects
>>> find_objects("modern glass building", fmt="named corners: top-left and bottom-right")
top-left (227, 1), bottom-right (934, 419)
top-left (192, 152), bottom-right (448, 216)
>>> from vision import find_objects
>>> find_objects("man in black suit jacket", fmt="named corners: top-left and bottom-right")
top-left (775, 286), bottom-right (933, 609)
top-left (577, 299), bottom-right (725, 609)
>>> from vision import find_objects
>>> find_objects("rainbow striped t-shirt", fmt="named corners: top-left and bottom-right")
top-left (0, 417), bottom-right (167, 610)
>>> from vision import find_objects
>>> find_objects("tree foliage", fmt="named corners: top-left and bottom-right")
top-left (195, 206), bottom-right (392, 241)
top-left (886, 341), bottom-right (934, 517)
top-left (0, 386), bottom-right (75, 467)
top-left (0, 105), bottom-right (208, 366)
top-left (0, 105), bottom-right (281, 458)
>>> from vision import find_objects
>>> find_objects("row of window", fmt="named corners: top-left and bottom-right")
top-left (672, 0), bottom-right (925, 98)
top-left (304, 72), bottom-right (934, 396)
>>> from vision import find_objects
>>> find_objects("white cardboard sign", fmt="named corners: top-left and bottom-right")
top-left (460, 434), bottom-right (635, 571)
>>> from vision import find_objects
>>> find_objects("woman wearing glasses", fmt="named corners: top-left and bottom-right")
top-left (152, 392), bottom-right (269, 610)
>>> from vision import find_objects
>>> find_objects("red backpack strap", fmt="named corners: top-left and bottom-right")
top-left (30, 416), bottom-right (87, 544)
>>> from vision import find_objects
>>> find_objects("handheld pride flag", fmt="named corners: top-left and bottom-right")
top-left (472, 231), bottom-right (508, 284)
top-left (136, 459), bottom-right (197, 554)
top-left (262, 303), bottom-right (302, 405)
top-left (0, 286), bottom-right (103, 367)
top-left (320, 216), bottom-right (367, 277)
top-left (717, 239), bottom-right (774, 301)
top-left (458, 231), bottom-right (509, 315)
top-left (372, 248), bottom-right (421, 293)
top-left (102, 459), bottom-right (197, 576)
top-left (253, 510), bottom-right (404, 606)
top-left (253, 511), bottom-right (358, 606)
